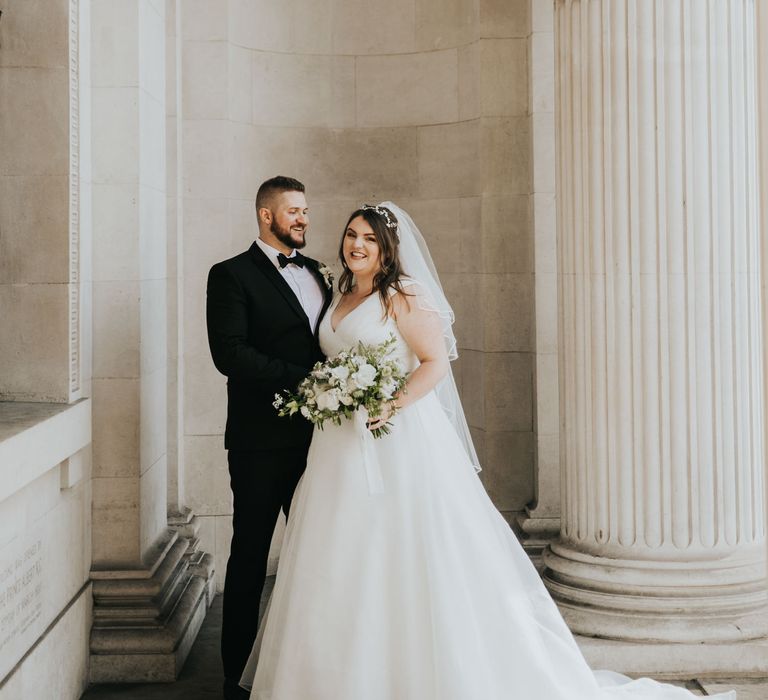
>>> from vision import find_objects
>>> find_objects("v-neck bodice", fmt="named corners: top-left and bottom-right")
top-left (319, 292), bottom-right (419, 373)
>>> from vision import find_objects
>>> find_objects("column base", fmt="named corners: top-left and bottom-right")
top-left (543, 543), bottom-right (768, 643)
top-left (514, 511), bottom-right (561, 572)
top-left (89, 530), bottom-right (215, 683)
top-left (577, 632), bottom-right (768, 678)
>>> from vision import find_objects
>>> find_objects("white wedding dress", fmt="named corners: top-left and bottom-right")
top-left (242, 290), bottom-right (735, 700)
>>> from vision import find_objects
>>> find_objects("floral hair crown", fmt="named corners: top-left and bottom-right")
top-left (362, 204), bottom-right (398, 230)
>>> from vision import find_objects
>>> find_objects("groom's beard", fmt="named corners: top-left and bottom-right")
top-left (271, 219), bottom-right (307, 250)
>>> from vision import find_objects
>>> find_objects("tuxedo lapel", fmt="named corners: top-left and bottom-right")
top-left (249, 242), bottom-right (311, 327)
top-left (304, 258), bottom-right (334, 338)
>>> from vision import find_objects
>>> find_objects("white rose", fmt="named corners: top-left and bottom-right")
top-left (316, 389), bottom-right (341, 412)
top-left (339, 392), bottom-right (354, 406)
top-left (300, 406), bottom-right (311, 418)
top-left (352, 363), bottom-right (377, 389)
top-left (380, 380), bottom-right (398, 399)
top-left (330, 365), bottom-right (350, 382)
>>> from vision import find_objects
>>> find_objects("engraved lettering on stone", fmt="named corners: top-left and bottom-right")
top-left (0, 540), bottom-right (44, 655)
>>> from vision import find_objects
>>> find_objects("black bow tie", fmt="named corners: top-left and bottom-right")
top-left (277, 252), bottom-right (305, 269)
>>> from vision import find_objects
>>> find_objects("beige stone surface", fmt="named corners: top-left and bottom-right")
top-left (92, 281), bottom-right (141, 378)
top-left (182, 119), bottom-right (231, 200)
top-left (531, 0), bottom-right (555, 33)
top-left (356, 50), bottom-right (459, 127)
top-left (0, 283), bottom-right (69, 402)
top-left (480, 39), bottom-right (528, 116)
top-left (139, 0), bottom-right (166, 102)
top-left (184, 350), bottom-right (227, 436)
top-left (532, 192), bottom-right (556, 271)
top-left (483, 351), bottom-right (533, 432)
top-left (182, 198), bottom-right (233, 278)
top-left (140, 279), bottom-right (168, 373)
top-left (441, 272), bottom-right (483, 350)
top-left (415, 0), bottom-right (477, 50)
top-left (139, 99), bottom-right (167, 193)
top-left (331, 0), bottom-right (416, 55)
top-left (458, 42), bottom-right (481, 121)
top-left (228, 0), bottom-right (295, 52)
top-left (531, 111), bottom-right (555, 193)
top-left (140, 368), bottom-right (168, 474)
top-left (397, 197), bottom-right (465, 274)
top-left (299, 126), bottom-right (420, 200)
top-left (139, 187), bottom-right (168, 277)
top-left (479, 0), bottom-right (528, 38)
top-left (228, 123), bottom-right (324, 200)
top-left (481, 194), bottom-right (532, 273)
top-left (457, 349), bottom-right (485, 429)
top-left (92, 476), bottom-right (141, 566)
top-left (481, 116), bottom-right (530, 194)
top-left (0, 0), bottom-right (69, 69)
top-left (0, 587), bottom-right (91, 700)
top-left (700, 681), bottom-right (768, 699)
top-left (0, 174), bottom-right (70, 284)
top-left (480, 430), bottom-right (535, 511)
top-left (182, 40), bottom-right (228, 121)
top-left (91, 378), bottom-right (140, 478)
top-left (0, 68), bottom-right (69, 177)
top-left (418, 120), bottom-right (480, 198)
top-left (139, 455), bottom-right (168, 556)
top-left (252, 53), bottom-right (355, 128)
top-left (91, 183), bottom-right (141, 281)
top-left (181, 0), bottom-right (228, 42)
top-left (228, 44), bottom-right (253, 124)
top-left (482, 273), bottom-right (533, 352)
top-left (91, 0), bottom-right (139, 87)
top-left (92, 87), bottom-right (140, 183)
top-left (534, 352), bottom-right (559, 434)
top-left (183, 436), bottom-right (231, 516)
top-left (530, 31), bottom-right (555, 113)
top-left (534, 272), bottom-right (557, 353)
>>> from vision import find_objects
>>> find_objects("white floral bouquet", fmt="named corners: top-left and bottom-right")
top-left (274, 335), bottom-right (407, 438)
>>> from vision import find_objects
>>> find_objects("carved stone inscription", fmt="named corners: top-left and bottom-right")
top-left (0, 539), bottom-right (44, 657)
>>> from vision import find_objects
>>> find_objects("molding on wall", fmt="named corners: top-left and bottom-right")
top-left (68, 0), bottom-right (81, 399)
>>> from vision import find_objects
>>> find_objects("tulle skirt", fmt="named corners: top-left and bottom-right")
top-left (241, 393), bottom-right (735, 700)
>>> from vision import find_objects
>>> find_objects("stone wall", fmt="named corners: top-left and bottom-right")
top-left (0, 0), bottom-right (76, 403)
top-left (178, 0), bottom-right (535, 590)
top-left (0, 1), bottom-right (93, 697)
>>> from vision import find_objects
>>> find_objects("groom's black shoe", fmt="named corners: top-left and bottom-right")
top-left (223, 678), bottom-right (250, 700)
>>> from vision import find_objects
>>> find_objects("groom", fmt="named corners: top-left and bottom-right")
top-left (206, 176), bottom-right (332, 700)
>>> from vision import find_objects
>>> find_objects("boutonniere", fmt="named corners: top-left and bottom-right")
top-left (318, 263), bottom-right (334, 290)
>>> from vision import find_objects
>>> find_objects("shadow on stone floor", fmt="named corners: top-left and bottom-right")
top-left (81, 578), bottom-right (275, 700)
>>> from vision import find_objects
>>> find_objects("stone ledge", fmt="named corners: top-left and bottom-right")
top-left (0, 398), bottom-right (91, 503)
top-left (578, 633), bottom-right (768, 679)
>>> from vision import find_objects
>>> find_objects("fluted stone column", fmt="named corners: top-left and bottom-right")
top-left (546, 0), bottom-right (767, 645)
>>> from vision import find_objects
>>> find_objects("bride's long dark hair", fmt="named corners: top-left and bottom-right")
top-left (337, 206), bottom-right (411, 317)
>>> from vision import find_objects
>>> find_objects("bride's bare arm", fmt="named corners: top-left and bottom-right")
top-left (367, 291), bottom-right (449, 429)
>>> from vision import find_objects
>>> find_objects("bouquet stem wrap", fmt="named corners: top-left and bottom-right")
top-left (355, 408), bottom-right (384, 495)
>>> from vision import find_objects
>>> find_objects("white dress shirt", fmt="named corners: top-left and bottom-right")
top-left (255, 237), bottom-right (325, 332)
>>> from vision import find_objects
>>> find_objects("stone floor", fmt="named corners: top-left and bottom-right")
top-left (82, 580), bottom-right (768, 699)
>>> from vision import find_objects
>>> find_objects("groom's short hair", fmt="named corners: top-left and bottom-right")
top-left (255, 176), bottom-right (306, 211)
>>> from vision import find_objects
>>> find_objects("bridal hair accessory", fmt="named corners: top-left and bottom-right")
top-left (362, 204), bottom-right (398, 230)
top-left (377, 201), bottom-right (481, 472)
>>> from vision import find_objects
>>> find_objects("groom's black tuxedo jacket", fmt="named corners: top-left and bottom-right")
top-left (206, 242), bottom-right (332, 451)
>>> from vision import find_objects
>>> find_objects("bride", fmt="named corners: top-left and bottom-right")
top-left (241, 203), bottom-right (735, 700)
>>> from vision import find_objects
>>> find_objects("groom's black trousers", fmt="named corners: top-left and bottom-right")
top-left (222, 447), bottom-right (308, 684)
